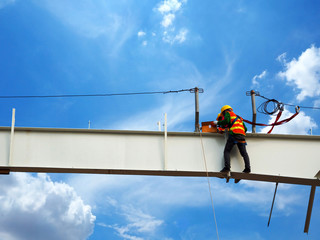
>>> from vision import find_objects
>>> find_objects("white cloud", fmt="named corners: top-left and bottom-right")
top-left (0, 0), bottom-right (15, 9)
top-left (67, 174), bottom-right (303, 215)
top-left (277, 45), bottom-right (320, 101)
top-left (137, 31), bottom-right (146, 37)
top-left (137, 31), bottom-right (148, 46)
top-left (161, 13), bottom-right (175, 28)
top-left (103, 205), bottom-right (163, 240)
top-left (119, 205), bottom-right (163, 232)
top-left (68, 175), bottom-right (164, 239)
top-left (163, 28), bottom-right (188, 44)
top-left (65, 173), bottom-right (307, 240)
top-left (0, 173), bottom-right (95, 240)
top-left (276, 52), bottom-right (287, 64)
top-left (157, 0), bottom-right (183, 14)
top-left (156, 0), bottom-right (188, 44)
top-left (259, 109), bottom-right (317, 135)
top-left (252, 70), bottom-right (267, 87)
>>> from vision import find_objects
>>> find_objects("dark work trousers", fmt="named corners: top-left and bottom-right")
top-left (224, 135), bottom-right (250, 170)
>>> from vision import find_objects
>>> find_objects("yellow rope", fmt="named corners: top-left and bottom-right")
top-left (199, 131), bottom-right (220, 240)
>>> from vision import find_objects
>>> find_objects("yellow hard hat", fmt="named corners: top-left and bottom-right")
top-left (221, 105), bottom-right (232, 113)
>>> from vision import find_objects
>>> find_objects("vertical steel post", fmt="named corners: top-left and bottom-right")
top-left (9, 108), bottom-right (16, 166)
top-left (250, 90), bottom-right (257, 133)
top-left (267, 182), bottom-right (279, 227)
top-left (304, 185), bottom-right (316, 234)
top-left (195, 87), bottom-right (200, 132)
top-left (164, 113), bottom-right (168, 170)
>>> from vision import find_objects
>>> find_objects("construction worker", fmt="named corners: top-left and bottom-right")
top-left (215, 105), bottom-right (251, 173)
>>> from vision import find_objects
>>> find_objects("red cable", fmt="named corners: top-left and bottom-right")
top-left (267, 111), bottom-right (282, 134)
top-left (242, 112), bottom-right (299, 128)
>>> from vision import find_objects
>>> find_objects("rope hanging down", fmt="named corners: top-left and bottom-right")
top-left (199, 131), bottom-right (220, 240)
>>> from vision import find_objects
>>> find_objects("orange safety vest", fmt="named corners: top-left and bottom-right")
top-left (229, 111), bottom-right (246, 136)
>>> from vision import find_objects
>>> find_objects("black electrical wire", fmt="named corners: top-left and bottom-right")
top-left (257, 98), bottom-right (284, 115)
top-left (0, 88), bottom-right (203, 99)
top-left (255, 93), bottom-right (320, 113)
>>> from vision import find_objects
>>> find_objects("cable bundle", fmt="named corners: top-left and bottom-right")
top-left (257, 98), bottom-right (284, 115)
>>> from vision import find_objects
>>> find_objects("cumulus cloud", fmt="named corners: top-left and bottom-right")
top-left (277, 45), bottom-right (320, 101)
top-left (252, 70), bottom-right (267, 87)
top-left (161, 13), bottom-right (175, 28)
top-left (69, 175), bottom-right (164, 239)
top-left (156, 0), bottom-right (188, 44)
top-left (0, 0), bottom-right (15, 9)
top-left (0, 173), bottom-right (95, 240)
top-left (157, 0), bottom-right (182, 14)
top-left (259, 109), bottom-right (317, 135)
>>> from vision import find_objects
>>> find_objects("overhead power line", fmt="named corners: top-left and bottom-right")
top-left (0, 88), bottom-right (204, 99)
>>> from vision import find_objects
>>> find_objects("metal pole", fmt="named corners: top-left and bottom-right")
top-left (250, 90), bottom-right (257, 133)
top-left (304, 185), bottom-right (316, 234)
top-left (195, 87), bottom-right (200, 132)
top-left (164, 113), bottom-right (168, 170)
top-left (9, 108), bottom-right (16, 166)
top-left (267, 182), bottom-right (278, 227)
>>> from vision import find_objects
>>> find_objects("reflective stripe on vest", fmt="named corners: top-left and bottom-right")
top-left (229, 111), bottom-right (246, 135)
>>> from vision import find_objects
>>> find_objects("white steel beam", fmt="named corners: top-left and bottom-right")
top-left (0, 127), bottom-right (319, 185)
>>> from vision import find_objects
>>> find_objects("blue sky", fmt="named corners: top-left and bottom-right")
top-left (1, 0), bottom-right (320, 239)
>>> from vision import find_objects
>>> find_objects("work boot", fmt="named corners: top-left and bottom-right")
top-left (243, 168), bottom-right (251, 173)
top-left (234, 179), bottom-right (241, 184)
top-left (220, 167), bottom-right (230, 173)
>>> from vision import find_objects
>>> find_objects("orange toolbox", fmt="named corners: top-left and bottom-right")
top-left (201, 121), bottom-right (218, 133)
